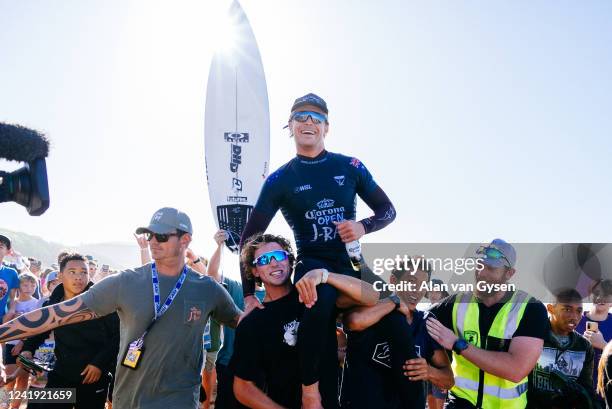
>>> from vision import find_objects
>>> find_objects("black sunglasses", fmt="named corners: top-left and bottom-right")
top-left (145, 232), bottom-right (182, 243)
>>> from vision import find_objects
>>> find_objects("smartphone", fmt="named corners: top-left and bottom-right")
top-left (587, 321), bottom-right (599, 332)
top-left (17, 354), bottom-right (50, 375)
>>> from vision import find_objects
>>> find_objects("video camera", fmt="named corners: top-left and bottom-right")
top-left (0, 122), bottom-right (50, 216)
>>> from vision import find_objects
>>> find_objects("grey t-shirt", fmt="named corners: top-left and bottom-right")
top-left (81, 264), bottom-right (241, 409)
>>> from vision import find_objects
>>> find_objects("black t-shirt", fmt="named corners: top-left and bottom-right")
top-left (342, 310), bottom-right (431, 409)
top-left (430, 291), bottom-right (549, 408)
top-left (231, 289), bottom-right (305, 409)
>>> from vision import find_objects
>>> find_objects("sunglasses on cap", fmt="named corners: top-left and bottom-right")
top-left (252, 250), bottom-right (290, 267)
top-left (476, 246), bottom-right (512, 268)
top-left (145, 232), bottom-right (182, 243)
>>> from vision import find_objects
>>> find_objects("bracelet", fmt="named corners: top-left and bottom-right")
top-left (193, 258), bottom-right (202, 264)
top-left (320, 268), bottom-right (330, 284)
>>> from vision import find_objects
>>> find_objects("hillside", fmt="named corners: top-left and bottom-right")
top-left (0, 228), bottom-right (140, 270)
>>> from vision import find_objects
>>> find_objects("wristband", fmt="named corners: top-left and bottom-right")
top-left (320, 269), bottom-right (330, 284)
top-left (193, 258), bottom-right (202, 264)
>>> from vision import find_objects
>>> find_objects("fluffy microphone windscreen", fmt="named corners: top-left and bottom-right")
top-left (0, 123), bottom-right (50, 162)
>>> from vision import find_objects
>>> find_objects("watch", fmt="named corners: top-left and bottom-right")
top-left (388, 294), bottom-right (401, 310)
top-left (452, 338), bottom-right (469, 355)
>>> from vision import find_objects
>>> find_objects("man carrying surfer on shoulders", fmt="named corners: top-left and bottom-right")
top-left (239, 93), bottom-right (401, 408)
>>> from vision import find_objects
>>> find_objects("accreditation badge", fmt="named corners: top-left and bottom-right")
top-left (122, 338), bottom-right (145, 369)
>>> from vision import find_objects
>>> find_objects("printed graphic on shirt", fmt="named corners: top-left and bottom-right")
top-left (0, 279), bottom-right (8, 299)
top-left (184, 301), bottom-right (204, 325)
top-left (532, 347), bottom-right (586, 392)
top-left (372, 342), bottom-right (391, 368)
top-left (283, 320), bottom-right (300, 346)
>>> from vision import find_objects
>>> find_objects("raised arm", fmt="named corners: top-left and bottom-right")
top-left (207, 230), bottom-right (227, 283)
top-left (0, 296), bottom-right (97, 343)
top-left (239, 209), bottom-right (275, 297)
top-left (134, 233), bottom-right (151, 265)
top-left (343, 297), bottom-right (401, 331)
top-left (358, 185), bottom-right (396, 234)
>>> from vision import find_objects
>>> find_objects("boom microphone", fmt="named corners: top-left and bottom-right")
top-left (0, 122), bottom-right (50, 216)
top-left (0, 123), bottom-right (49, 162)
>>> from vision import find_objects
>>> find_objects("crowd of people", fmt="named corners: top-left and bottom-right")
top-left (0, 93), bottom-right (610, 409)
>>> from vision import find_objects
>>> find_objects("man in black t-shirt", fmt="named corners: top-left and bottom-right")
top-left (231, 233), bottom-right (378, 409)
top-left (427, 239), bottom-right (549, 409)
top-left (341, 259), bottom-right (453, 409)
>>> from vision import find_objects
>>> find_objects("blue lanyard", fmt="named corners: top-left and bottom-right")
top-left (151, 263), bottom-right (188, 321)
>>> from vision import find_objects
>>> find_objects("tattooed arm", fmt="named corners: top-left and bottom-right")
top-left (0, 296), bottom-right (97, 343)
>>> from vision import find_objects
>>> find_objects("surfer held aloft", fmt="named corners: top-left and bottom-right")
top-left (239, 93), bottom-right (399, 409)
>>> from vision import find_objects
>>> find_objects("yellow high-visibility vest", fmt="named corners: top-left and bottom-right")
top-left (451, 291), bottom-right (531, 409)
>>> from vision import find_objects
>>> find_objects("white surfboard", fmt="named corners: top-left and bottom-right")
top-left (204, 0), bottom-right (270, 252)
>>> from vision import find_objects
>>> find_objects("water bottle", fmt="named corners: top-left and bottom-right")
top-left (345, 240), bottom-right (362, 272)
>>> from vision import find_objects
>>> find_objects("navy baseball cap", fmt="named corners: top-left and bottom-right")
top-left (290, 93), bottom-right (328, 114)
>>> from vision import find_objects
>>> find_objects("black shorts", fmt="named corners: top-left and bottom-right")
top-left (3, 343), bottom-right (19, 365)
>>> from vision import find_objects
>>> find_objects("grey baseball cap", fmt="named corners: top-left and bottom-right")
top-left (478, 238), bottom-right (517, 268)
top-left (136, 207), bottom-right (193, 235)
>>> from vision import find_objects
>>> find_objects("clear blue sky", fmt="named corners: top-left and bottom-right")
top-left (1, 0), bottom-right (611, 263)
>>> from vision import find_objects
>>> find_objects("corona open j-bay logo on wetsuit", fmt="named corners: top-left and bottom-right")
top-left (305, 199), bottom-right (345, 242)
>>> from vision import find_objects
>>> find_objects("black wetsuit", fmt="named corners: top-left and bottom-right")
top-left (239, 150), bottom-right (397, 397)
top-left (240, 150), bottom-right (396, 294)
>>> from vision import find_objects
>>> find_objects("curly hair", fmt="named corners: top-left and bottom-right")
top-left (240, 233), bottom-right (295, 283)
